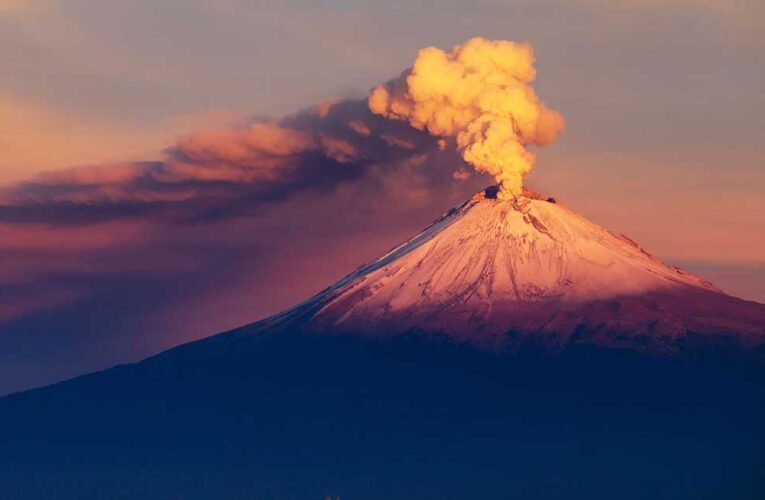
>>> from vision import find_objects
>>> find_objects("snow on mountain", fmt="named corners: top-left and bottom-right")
top-left (247, 186), bottom-right (765, 354)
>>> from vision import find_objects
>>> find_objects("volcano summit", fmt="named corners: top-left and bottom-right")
top-left (1, 187), bottom-right (764, 500)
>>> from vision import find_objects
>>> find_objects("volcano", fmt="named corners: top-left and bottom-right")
top-left (1, 187), bottom-right (764, 500)
top-left (250, 186), bottom-right (765, 354)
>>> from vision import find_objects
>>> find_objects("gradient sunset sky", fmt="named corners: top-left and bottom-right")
top-left (0, 0), bottom-right (763, 394)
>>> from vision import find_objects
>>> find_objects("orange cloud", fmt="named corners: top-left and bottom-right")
top-left (35, 163), bottom-right (146, 185)
top-left (0, 93), bottom-right (245, 185)
top-left (348, 120), bottom-right (372, 137)
top-left (166, 123), bottom-right (317, 182)
top-left (369, 37), bottom-right (564, 199)
top-left (319, 135), bottom-right (359, 163)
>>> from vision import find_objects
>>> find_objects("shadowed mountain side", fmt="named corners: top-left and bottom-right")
top-left (292, 288), bottom-right (765, 354)
top-left (0, 330), bottom-right (764, 499)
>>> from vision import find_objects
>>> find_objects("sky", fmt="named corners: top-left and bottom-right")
top-left (0, 0), bottom-right (763, 395)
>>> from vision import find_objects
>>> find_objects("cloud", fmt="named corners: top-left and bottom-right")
top-left (369, 37), bottom-right (564, 199)
top-left (0, 92), bottom-right (245, 184)
top-left (0, 94), bottom-right (473, 226)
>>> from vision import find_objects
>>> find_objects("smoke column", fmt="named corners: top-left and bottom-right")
top-left (369, 37), bottom-right (564, 199)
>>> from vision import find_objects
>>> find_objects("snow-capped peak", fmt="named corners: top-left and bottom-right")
top-left (250, 187), bottom-right (764, 353)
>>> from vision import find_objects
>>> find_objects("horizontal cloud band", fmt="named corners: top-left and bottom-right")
top-left (0, 98), bottom-right (463, 224)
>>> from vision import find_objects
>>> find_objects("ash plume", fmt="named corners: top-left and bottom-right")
top-left (369, 37), bottom-right (564, 199)
top-left (0, 99), bottom-right (466, 224)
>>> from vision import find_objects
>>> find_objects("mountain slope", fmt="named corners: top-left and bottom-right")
top-left (247, 186), bottom-right (765, 354)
